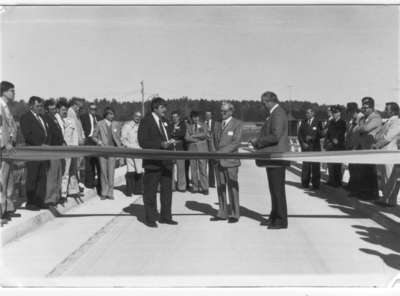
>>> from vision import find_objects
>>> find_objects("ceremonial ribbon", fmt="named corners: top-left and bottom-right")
top-left (1, 146), bottom-right (400, 164)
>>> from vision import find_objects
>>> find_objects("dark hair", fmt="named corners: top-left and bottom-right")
top-left (103, 106), bottom-right (115, 118)
top-left (44, 98), bottom-right (56, 110)
top-left (69, 97), bottom-right (82, 108)
top-left (386, 102), bottom-right (400, 116)
top-left (261, 91), bottom-right (279, 103)
top-left (331, 105), bottom-right (341, 114)
top-left (190, 110), bottom-right (200, 118)
top-left (56, 98), bottom-right (68, 109)
top-left (28, 96), bottom-right (44, 106)
top-left (150, 97), bottom-right (167, 112)
top-left (346, 102), bottom-right (359, 114)
top-left (362, 97), bottom-right (375, 108)
top-left (0, 81), bottom-right (14, 96)
top-left (171, 110), bottom-right (180, 116)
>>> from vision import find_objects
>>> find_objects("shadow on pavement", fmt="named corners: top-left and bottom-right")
top-left (122, 203), bottom-right (147, 224)
top-left (287, 164), bottom-right (400, 270)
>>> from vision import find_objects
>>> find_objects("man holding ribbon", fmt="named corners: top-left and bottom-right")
top-left (250, 91), bottom-right (289, 229)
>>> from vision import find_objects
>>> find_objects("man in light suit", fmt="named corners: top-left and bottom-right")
top-left (353, 97), bottom-right (382, 200)
top-left (250, 91), bottom-right (290, 229)
top-left (185, 111), bottom-right (209, 194)
top-left (210, 102), bottom-right (243, 223)
top-left (0, 81), bottom-right (19, 225)
top-left (93, 107), bottom-right (122, 200)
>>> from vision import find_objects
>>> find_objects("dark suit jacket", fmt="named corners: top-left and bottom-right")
top-left (297, 118), bottom-right (323, 151)
top-left (20, 111), bottom-right (48, 146)
top-left (324, 119), bottom-right (346, 151)
top-left (254, 105), bottom-right (290, 167)
top-left (138, 113), bottom-right (173, 169)
top-left (43, 113), bottom-right (65, 146)
top-left (80, 113), bottom-right (99, 138)
top-left (170, 120), bottom-right (186, 151)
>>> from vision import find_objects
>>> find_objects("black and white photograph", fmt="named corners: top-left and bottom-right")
top-left (0, 2), bottom-right (400, 291)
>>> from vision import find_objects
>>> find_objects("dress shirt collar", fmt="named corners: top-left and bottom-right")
top-left (0, 96), bottom-right (6, 107)
top-left (105, 119), bottom-right (112, 127)
top-left (223, 116), bottom-right (233, 127)
top-left (269, 103), bottom-right (279, 115)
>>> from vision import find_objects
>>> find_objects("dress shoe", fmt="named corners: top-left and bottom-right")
top-left (100, 196), bottom-right (107, 200)
top-left (311, 185), bottom-right (319, 190)
top-left (107, 196), bottom-right (115, 200)
top-left (159, 219), bottom-right (178, 225)
top-left (7, 211), bottom-right (21, 218)
top-left (1, 218), bottom-right (8, 226)
top-left (25, 204), bottom-right (41, 211)
top-left (210, 216), bottom-right (227, 221)
top-left (228, 217), bottom-right (239, 223)
top-left (201, 190), bottom-right (209, 195)
top-left (260, 218), bottom-right (275, 226)
top-left (268, 223), bottom-right (288, 230)
top-left (59, 197), bottom-right (68, 205)
top-left (145, 221), bottom-right (158, 228)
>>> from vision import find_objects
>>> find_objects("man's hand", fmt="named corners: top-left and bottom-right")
top-left (249, 138), bottom-right (258, 147)
top-left (4, 143), bottom-right (15, 153)
top-left (302, 143), bottom-right (309, 150)
top-left (332, 138), bottom-right (338, 145)
top-left (161, 141), bottom-right (170, 149)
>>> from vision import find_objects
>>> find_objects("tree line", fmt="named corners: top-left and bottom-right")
top-left (9, 96), bottom-right (338, 122)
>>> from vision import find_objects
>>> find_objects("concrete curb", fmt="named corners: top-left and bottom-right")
top-left (289, 162), bottom-right (400, 236)
top-left (1, 167), bottom-right (126, 246)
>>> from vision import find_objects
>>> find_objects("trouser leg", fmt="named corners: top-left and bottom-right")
top-left (226, 167), bottom-right (240, 219)
top-left (160, 167), bottom-right (173, 221)
top-left (301, 162), bottom-right (311, 187)
top-left (215, 165), bottom-right (228, 219)
top-left (198, 159), bottom-right (209, 191)
top-left (143, 169), bottom-right (161, 223)
top-left (311, 162), bottom-right (321, 188)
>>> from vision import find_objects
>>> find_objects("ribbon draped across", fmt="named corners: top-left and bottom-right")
top-left (1, 146), bottom-right (400, 164)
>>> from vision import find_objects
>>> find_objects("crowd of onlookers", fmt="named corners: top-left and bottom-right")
top-left (1, 79), bottom-right (399, 227)
top-left (297, 97), bottom-right (400, 207)
top-left (0, 80), bottom-right (220, 226)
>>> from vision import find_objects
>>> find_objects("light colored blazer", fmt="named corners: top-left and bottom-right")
top-left (121, 120), bottom-right (142, 172)
top-left (356, 111), bottom-right (382, 149)
top-left (212, 118), bottom-right (243, 168)
top-left (375, 116), bottom-right (400, 151)
top-left (0, 97), bottom-right (17, 148)
top-left (64, 107), bottom-right (84, 146)
top-left (93, 119), bottom-right (122, 147)
top-left (185, 122), bottom-right (209, 152)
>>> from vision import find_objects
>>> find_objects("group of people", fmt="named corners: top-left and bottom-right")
top-left (2, 78), bottom-right (398, 230)
top-left (1, 80), bottom-right (290, 229)
top-left (297, 97), bottom-right (400, 207)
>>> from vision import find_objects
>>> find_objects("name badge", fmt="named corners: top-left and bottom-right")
top-left (312, 127), bottom-right (317, 130)
top-left (227, 131), bottom-right (234, 136)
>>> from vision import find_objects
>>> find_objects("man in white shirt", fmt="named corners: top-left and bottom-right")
top-left (0, 81), bottom-right (19, 224)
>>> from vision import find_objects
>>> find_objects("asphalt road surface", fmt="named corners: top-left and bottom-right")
top-left (1, 160), bottom-right (399, 287)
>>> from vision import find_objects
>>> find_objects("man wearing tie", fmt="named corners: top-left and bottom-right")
top-left (205, 111), bottom-right (216, 188)
top-left (250, 91), bottom-right (290, 229)
top-left (1, 81), bottom-right (19, 224)
top-left (20, 96), bottom-right (49, 210)
top-left (138, 97), bottom-right (177, 227)
top-left (210, 102), bottom-right (243, 223)
top-left (43, 99), bottom-right (65, 207)
top-left (80, 103), bottom-right (101, 191)
top-left (297, 108), bottom-right (323, 189)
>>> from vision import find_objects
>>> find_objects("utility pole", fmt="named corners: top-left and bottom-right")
top-left (141, 81), bottom-right (144, 115)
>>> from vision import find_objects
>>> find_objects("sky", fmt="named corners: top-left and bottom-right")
top-left (0, 5), bottom-right (398, 109)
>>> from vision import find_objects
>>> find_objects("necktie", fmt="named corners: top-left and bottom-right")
top-left (36, 114), bottom-right (47, 137)
top-left (159, 119), bottom-right (167, 140)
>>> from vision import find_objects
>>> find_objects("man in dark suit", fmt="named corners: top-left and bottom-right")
top-left (171, 110), bottom-right (187, 192)
top-left (205, 111), bottom-right (216, 188)
top-left (138, 97), bottom-right (178, 227)
top-left (80, 103), bottom-right (101, 190)
top-left (323, 105), bottom-right (347, 187)
top-left (20, 96), bottom-right (48, 210)
top-left (43, 99), bottom-right (65, 206)
top-left (250, 91), bottom-right (289, 229)
top-left (297, 108), bottom-right (323, 189)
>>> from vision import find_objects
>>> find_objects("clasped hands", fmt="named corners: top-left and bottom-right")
top-left (161, 139), bottom-right (177, 149)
